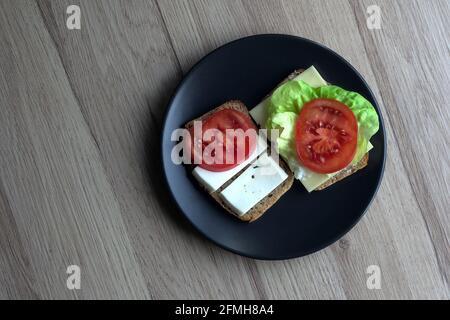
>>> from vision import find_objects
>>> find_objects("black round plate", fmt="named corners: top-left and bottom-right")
top-left (161, 34), bottom-right (386, 260)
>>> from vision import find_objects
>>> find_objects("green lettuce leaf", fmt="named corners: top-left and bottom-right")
top-left (267, 80), bottom-right (318, 117)
top-left (266, 80), bottom-right (379, 169)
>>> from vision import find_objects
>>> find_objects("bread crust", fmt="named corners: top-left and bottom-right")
top-left (315, 153), bottom-right (369, 190)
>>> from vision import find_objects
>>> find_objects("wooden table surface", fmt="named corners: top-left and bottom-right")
top-left (0, 0), bottom-right (448, 300)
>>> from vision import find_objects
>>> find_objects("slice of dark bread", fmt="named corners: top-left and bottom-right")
top-left (185, 100), bottom-right (294, 222)
top-left (316, 153), bottom-right (369, 190)
top-left (266, 69), bottom-right (370, 191)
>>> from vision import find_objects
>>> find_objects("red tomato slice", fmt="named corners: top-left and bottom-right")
top-left (189, 109), bottom-right (258, 172)
top-left (295, 99), bottom-right (358, 174)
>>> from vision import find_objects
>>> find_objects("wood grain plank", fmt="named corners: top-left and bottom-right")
top-left (0, 0), bottom-right (149, 299)
top-left (353, 0), bottom-right (450, 289)
top-left (0, 183), bottom-right (38, 299)
top-left (0, 0), bottom-right (448, 299)
top-left (37, 0), bottom-right (261, 299)
top-left (158, 0), bottom-right (449, 299)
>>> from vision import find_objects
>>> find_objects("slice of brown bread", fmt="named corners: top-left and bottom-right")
top-left (185, 100), bottom-right (294, 222)
top-left (316, 153), bottom-right (369, 190)
top-left (266, 69), bottom-right (370, 191)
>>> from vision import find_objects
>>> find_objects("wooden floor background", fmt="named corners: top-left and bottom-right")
top-left (0, 0), bottom-right (448, 299)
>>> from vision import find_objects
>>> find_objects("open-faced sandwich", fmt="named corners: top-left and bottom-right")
top-left (184, 101), bottom-right (294, 222)
top-left (179, 66), bottom-right (379, 222)
top-left (250, 66), bottom-right (380, 192)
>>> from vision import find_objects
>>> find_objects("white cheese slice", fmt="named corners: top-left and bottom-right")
top-left (192, 135), bottom-right (267, 192)
top-left (249, 66), bottom-right (327, 126)
top-left (219, 152), bottom-right (288, 216)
